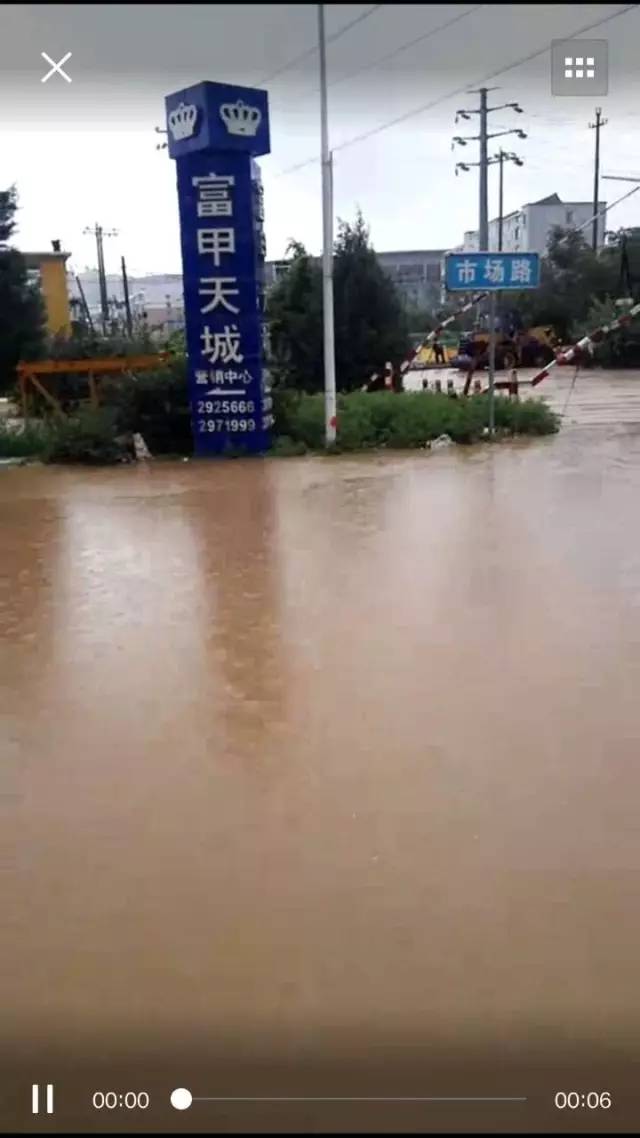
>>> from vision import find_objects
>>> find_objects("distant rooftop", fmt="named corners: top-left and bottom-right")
top-left (526, 193), bottom-right (563, 207)
top-left (22, 251), bottom-right (71, 266)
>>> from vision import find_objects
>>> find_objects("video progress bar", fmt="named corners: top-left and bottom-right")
top-left (193, 1096), bottom-right (528, 1103)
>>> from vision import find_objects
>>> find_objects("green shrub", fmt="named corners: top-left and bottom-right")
top-left (270, 434), bottom-right (307, 457)
top-left (102, 359), bottom-right (192, 455)
top-left (493, 395), bottom-right (560, 436)
top-left (272, 386), bottom-right (303, 437)
top-left (0, 419), bottom-right (47, 458)
top-left (41, 408), bottom-right (130, 465)
top-left (285, 392), bottom-right (326, 449)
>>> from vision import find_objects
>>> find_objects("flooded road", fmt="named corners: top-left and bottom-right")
top-left (2, 429), bottom-right (640, 1133)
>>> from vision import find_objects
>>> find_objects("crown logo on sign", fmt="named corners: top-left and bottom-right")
top-left (220, 99), bottom-right (261, 137)
top-left (168, 102), bottom-right (198, 141)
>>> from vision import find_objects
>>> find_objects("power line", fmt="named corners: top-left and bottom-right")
top-left (255, 4), bottom-right (383, 88)
top-left (267, 4), bottom-right (483, 115)
top-left (327, 5), bottom-right (484, 91)
top-left (277, 3), bottom-right (639, 175)
top-left (334, 4), bottom-right (638, 155)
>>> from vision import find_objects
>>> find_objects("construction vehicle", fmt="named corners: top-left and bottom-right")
top-left (451, 324), bottom-right (558, 371)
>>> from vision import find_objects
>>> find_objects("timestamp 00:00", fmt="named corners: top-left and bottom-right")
top-left (555, 1091), bottom-right (611, 1109)
top-left (92, 1091), bottom-right (149, 1110)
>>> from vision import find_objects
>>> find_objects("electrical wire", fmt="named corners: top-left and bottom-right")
top-left (333, 3), bottom-right (639, 155)
top-left (267, 4), bottom-right (483, 116)
top-left (327, 5), bottom-right (484, 91)
top-left (277, 2), bottom-right (639, 175)
top-left (255, 4), bottom-right (383, 88)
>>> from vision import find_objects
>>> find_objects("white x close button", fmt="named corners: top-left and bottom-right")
top-left (41, 52), bottom-right (72, 83)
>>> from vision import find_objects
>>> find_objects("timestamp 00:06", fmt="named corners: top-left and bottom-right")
top-left (554, 1091), bottom-right (611, 1110)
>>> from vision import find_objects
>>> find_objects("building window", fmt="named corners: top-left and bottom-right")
top-left (514, 226), bottom-right (520, 240)
top-left (392, 263), bottom-right (425, 281)
top-left (425, 262), bottom-right (440, 283)
top-left (566, 209), bottom-right (574, 224)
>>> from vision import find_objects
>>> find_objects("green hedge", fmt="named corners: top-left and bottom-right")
top-left (271, 389), bottom-right (558, 451)
top-left (1, 374), bottom-right (559, 466)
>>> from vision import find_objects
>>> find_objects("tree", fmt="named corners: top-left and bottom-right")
top-left (266, 212), bottom-right (409, 392)
top-left (332, 212), bottom-right (409, 391)
top-left (0, 186), bottom-right (46, 392)
top-left (507, 225), bottom-right (619, 341)
top-left (267, 240), bottom-right (323, 392)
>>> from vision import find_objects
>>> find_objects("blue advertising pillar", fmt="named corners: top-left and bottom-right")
top-left (165, 81), bottom-right (273, 455)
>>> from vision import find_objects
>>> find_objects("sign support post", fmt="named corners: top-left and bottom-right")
top-left (444, 252), bottom-right (540, 431)
top-left (488, 290), bottom-right (496, 435)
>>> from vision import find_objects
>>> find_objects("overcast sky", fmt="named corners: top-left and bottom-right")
top-left (1, 3), bottom-right (640, 275)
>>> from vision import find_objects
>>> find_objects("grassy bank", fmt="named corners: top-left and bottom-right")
top-left (0, 382), bottom-right (559, 466)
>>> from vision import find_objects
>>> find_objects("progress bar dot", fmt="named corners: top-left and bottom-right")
top-left (170, 1088), bottom-right (193, 1111)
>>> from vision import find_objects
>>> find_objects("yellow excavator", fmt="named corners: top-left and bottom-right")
top-left (452, 325), bottom-right (558, 371)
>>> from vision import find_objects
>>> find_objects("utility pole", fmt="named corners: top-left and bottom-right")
top-left (453, 94), bottom-right (525, 250)
top-left (589, 108), bottom-right (608, 251)
top-left (75, 275), bottom-right (94, 334)
top-left (121, 255), bottom-right (133, 338)
top-left (318, 3), bottom-right (337, 447)
top-left (83, 222), bottom-right (118, 334)
top-left (495, 149), bottom-right (525, 251)
top-left (453, 95), bottom-right (526, 437)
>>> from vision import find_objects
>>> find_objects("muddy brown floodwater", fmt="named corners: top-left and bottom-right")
top-left (2, 428), bottom-right (640, 1134)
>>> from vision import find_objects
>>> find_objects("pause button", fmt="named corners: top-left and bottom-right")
top-left (31, 1085), bottom-right (54, 1114)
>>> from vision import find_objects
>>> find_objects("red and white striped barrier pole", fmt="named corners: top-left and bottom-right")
top-left (529, 300), bottom-right (640, 388)
top-left (366, 291), bottom-right (488, 387)
top-left (398, 291), bottom-right (488, 377)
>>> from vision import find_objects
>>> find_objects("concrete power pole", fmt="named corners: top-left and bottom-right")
top-left (83, 222), bottom-right (118, 334)
top-left (318, 3), bottom-right (337, 448)
top-left (121, 255), bottom-right (133, 338)
top-left (453, 93), bottom-right (526, 437)
top-left (453, 91), bottom-right (525, 249)
top-left (589, 108), bottom-right (608, 251)
top-left (496, 150), bottom-right (524, 251)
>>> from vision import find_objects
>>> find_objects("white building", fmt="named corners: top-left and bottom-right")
top-left (459, 193), bottom-right (607, 253)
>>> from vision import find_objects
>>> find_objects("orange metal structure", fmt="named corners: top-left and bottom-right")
top-left (16, 354), bottom-right (171, 420)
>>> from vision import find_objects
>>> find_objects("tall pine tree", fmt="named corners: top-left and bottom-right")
top-left (0, 186), bottom-right (46, 392)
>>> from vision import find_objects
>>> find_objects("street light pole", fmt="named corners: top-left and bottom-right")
top-left (479, 88), bottom-right (488, 250)
top-left (498, 150), bottom-right (504, 252)
top-left (318, 3), bottom-right (337, 447)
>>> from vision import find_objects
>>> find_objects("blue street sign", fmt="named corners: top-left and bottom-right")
top-left (445, 251), bottom-right (540, 291)
top-left (166, 82), bottom-right (272, 456)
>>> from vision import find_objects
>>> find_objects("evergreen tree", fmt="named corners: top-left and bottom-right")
top-left (267, 213), bottom-right (409, 392)
top-left (0, 186), bottom-right (46, 392)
